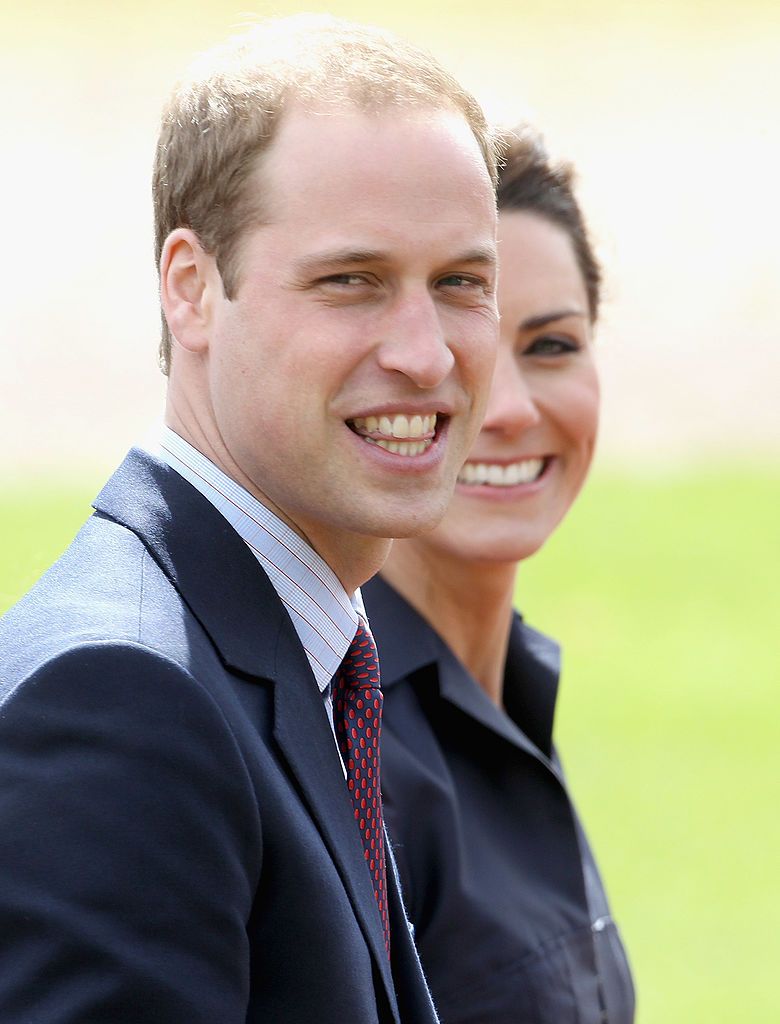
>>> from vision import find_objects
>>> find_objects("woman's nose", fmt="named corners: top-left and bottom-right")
top-left (480, 353), bottom-right (541, 435)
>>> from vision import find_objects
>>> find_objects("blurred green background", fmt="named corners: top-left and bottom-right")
top-left (2, 0), bottom-right (779, 1020)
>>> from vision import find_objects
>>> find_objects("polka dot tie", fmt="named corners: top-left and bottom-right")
top-left (333, 619), bottom-right (390, 959)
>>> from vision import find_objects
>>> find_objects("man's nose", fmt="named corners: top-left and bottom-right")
top-left (375, 292), bottom-right (455, 389)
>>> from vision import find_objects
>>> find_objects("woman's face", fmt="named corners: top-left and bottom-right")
top-left (416, 209), bottom-right (600, 566)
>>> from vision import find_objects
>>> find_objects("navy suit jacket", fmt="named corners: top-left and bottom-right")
top-left (0, 449), bottom-right (437, 1024)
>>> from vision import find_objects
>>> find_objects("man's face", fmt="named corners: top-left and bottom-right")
top-left (200, 106), bottom-right (498, 566)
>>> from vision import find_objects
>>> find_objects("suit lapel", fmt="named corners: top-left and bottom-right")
top-left (93, 448), bottom-right (285, 678)
top-left (94, 449), bottom-right (400, 1019)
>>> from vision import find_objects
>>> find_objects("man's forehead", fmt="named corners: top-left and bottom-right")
top-left (254, 104), bottom-right (495, 217)
top-left (261, 102), bottom-right (488, 182)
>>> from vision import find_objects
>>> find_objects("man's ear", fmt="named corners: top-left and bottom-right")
top-left (159, 229), bottom-right (221, 354)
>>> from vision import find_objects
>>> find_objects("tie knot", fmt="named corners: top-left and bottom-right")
top-left (338, 621), bottom-right (380, 690)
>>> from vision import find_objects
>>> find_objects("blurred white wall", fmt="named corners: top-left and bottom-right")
top-left (2, 0), bottom-right (778, 476)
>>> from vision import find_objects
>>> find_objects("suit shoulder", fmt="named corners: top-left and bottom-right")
top-left (0, 513), bottom-right (203, 686)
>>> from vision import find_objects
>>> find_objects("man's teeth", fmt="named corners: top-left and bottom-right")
top-left (363, 438), bottom-right (431, 456)
top-left (352, 413), bottom-right (437, 439)
top-left (458, 458), bottom-right (545, 486)
top-left (351, 413), bottom-right (437, 455)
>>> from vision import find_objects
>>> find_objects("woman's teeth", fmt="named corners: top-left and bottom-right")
top-left (457, 458), bottom-right (545, 486)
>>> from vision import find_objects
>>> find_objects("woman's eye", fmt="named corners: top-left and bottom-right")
top-left (525, 335), bottom-right (580, 356)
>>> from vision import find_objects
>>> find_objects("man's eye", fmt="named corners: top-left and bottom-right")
top-left (319, 273), bottom-right (369, 287)
top-left (525, 335), bottom-right (580, 357)
top-left (437, 274), bottom-right (483, 289)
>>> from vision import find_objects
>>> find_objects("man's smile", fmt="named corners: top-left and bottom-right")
top-left (348, 412), bottom-right (439, 456)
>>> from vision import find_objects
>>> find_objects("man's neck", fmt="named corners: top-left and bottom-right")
top-left (308, 529), bottom-right (392, 597)
top-left (163, 410), bottom-right (390, 596)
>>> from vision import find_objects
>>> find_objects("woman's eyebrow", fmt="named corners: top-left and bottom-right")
top-left (520, 309), bottom-right (587, 330)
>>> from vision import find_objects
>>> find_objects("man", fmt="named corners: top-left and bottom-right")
top-left (0, 15), bottom-right (499, 1023)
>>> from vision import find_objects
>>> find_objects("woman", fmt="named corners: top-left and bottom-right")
top-left (363, 132), bottom-right (635, 1024)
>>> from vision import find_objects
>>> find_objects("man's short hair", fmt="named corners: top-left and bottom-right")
top-left (153, 13), bottom-right (500, 374)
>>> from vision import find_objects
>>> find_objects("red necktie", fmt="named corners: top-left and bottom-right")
top-left (333, 620), bottom-right (391, 958)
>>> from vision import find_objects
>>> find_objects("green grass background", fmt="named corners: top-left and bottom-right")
top-left (1, 466), bottom-right (778, 1021)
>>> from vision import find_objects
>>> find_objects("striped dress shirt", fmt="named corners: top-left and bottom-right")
top-left (156, 428), bottom-right (365, 732)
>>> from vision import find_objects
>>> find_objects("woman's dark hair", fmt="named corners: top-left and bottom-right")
top-left (497, 129), bottom-right (601, 321)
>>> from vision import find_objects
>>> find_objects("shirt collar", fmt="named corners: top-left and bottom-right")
top-left (156, 427), bottom-right (361, 693)
top-left (502, 614), bottom-right (560, 758)
top-left (362, 574), bottom-right (560, 756)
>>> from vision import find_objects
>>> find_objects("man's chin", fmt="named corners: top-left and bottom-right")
top-left (370, 502), bottom-right (454, 541)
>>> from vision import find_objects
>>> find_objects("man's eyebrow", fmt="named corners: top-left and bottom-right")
top-left (454, 246), bottom-right (498, 267)
top-left (294, 245), bottom-right (498, 276)
top-left (520, 309), bottom-right (587, 330)
top-left (294, 250), bottom-right (388, 276)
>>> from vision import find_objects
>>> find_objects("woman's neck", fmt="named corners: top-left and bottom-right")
top-left (380, 540), bottom-right (518, 706)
